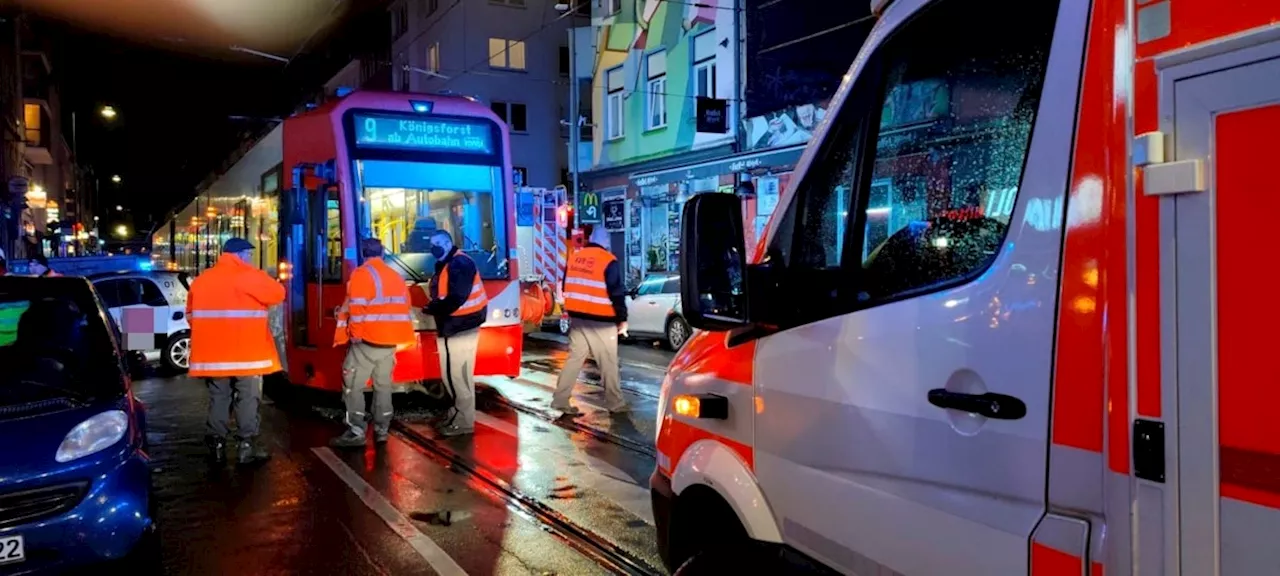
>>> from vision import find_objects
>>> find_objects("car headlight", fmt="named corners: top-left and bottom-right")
top-left (55, 410), bottom-right (129, 463)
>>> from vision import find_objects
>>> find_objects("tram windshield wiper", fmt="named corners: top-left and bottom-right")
top-left (385, 252), bottom-right (426, 284)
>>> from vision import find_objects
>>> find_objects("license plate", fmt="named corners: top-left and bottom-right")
top-left (0, 535), bottom-right (23, 565)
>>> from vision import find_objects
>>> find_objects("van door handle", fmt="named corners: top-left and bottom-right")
top-left (927, 389), bottom-right (1027, 420)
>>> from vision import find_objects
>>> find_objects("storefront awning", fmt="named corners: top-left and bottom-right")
top-left (628, 144), bottom-right (807, 187)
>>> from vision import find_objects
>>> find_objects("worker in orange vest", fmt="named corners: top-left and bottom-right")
top-left (29, 254), bottom-right (59, 277)
top-left (552, 224), bottom-right (629, 415)
top-left (424, 229), bottom-right (488, 437)
top-left (330, 238), bottom-right (416, 448)
top-left (186, 237), bottom-right (285, 465)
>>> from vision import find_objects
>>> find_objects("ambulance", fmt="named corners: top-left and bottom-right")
top-left (651, 0), bottom-right (1280, 574)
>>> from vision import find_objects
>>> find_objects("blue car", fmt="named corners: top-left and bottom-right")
top-left (0, 276), bottom-right (156, 573)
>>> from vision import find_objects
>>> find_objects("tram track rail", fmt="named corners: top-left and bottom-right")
top-left (390, 422), bottom-right (666, 576)
top-left (520, 360), bottom-right (663, 401)
top-left (485, 390), bottom-right (658, 459)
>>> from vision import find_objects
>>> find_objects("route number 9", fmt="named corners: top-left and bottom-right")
top-left (364, 118), bottom-right (377, 141)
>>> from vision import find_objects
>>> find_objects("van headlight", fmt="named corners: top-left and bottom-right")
top-left (55, 410), bottom-right (129, 463)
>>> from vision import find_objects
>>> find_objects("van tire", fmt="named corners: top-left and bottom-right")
top-left (667, 486), bottom-right (749, 572)
top-left (161, 331), bottom-right (191, 373)
top-left (666, 315), bottom-right (690, 350)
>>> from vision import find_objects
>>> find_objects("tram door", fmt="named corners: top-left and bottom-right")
top-left (280, 181), bottom-right (343, 349)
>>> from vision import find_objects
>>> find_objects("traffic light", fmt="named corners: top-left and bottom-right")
top-left (557, 205), bottom-right (572, 228)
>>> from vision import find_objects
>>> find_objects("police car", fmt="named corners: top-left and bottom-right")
top-left (88, 270), bottom-right (192, 372)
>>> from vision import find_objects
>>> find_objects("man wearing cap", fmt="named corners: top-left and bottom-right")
top-left (186, 237), bottom-right (285, 465)
top-left (28, 254), bottom-right (59, 277)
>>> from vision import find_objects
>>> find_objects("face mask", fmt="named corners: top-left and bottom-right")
top-left (429, 245), bottom-right (446, 259)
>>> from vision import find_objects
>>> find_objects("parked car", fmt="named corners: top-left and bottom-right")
top-left (0, 276), bottom-right (155, 573)
top-left (89, 271), bottom-right (192, 372)
top-left (624, 272), bottom-right (691, 349)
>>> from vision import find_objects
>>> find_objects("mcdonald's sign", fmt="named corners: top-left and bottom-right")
top-left (577, 190), bottom-right (602, 224)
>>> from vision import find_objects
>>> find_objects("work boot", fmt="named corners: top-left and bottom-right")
top-left (551, 404), bottom-right (582, 417)
top-left (438, 423), bottom-right (474, 437)
top-left (374, 429), bottom-right (390, 444)
top-left (205, 436), bottom-right (226, 465)
top-left (607, 403), bottom-right (631, 414)
top-left (236, 439), bottom-right (271, 465)
top-left (330, 429), bottom-right (368, 449)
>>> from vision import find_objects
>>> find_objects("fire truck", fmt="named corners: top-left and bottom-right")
top-left (655, 0), bottom-right (1280, 574)
top-left (515, 185), bottom-right (571, 334)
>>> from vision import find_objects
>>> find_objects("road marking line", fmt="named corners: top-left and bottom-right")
top-left (312, 447), bottom-right (470, 576)
top-left (472, 406), bottom-right (656, 524)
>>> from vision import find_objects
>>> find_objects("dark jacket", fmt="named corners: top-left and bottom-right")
top-left (425, 247), bottom-right (487, 337)
top-left (565, 243), bottom-right (628, 324)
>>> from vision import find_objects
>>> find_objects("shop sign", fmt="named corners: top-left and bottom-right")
top-left (696, 97), bottom-right (729, 134)
top-left (629, 144), bottom-right (806, 188)
top-left (578, 190), bottom-right (602, 224)
top-left (603, 199), bottom-right (625, 230)
top-left (741, 99), bottom-right (830, 151)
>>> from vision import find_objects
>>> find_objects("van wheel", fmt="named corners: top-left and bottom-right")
top-left (666, 315), bottom-right (690, 350)
top-left (162, 332), bottom-right (191, 372)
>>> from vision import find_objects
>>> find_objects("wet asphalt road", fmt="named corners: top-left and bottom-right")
top-left (134, 334), bottom-right (675, 575)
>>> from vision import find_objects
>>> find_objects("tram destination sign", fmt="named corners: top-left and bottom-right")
top-left (353, 113), bottom-right (495, 155)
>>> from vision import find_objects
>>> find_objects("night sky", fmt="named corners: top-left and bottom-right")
top-left (39, 0), bottom-right (390, 233)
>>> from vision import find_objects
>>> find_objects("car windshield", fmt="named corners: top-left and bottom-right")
top-left (0, 278), bottom-right (125, 408)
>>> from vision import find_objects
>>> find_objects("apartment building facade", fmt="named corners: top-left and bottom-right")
top-left (0, 14), bottom-right (84, 259)
top-left (388, 0), bottom-right (587, 190)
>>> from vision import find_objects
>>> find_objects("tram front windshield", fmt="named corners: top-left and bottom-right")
top-left (358, 159), bottom-right (509, 280)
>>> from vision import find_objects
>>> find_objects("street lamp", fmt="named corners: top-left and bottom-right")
top-left (115, 205), bottom-right (123, 211)
top-left (114, 224), bottom-right (129, 238)
top-left (100, 106), bottom-right (117, 120)
top-left (111, 175), bottom-right (121, 183)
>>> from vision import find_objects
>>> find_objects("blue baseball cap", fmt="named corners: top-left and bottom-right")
top-left (222, 237), bottom-right (256, 253)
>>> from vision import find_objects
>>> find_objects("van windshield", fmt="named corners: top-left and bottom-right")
top-left (0, 280), bottom-right (125, 409)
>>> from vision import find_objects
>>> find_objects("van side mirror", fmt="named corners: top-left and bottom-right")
top-left (679, 193), bottom-right (749, 331)
top-left (172, 310), bottom-right (184, 321)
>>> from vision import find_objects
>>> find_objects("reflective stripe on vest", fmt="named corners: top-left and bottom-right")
top-left (190, 359), bottom-right (275, 371)
top-left (563, 246), bottom-right (616, 317)
top-left (190, 309), bottom-right (269, 319)
top-left (437, 254), bottom-right (489, 316)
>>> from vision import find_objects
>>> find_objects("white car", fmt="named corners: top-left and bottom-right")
top-left (624, 272), bottom-right (690, 349)
top-left (90, 271), bottom-right (192, 372)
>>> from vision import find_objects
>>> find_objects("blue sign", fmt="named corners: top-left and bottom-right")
top-left (353, 113), bottom-right (494, 155)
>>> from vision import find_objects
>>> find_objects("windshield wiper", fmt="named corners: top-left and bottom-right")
top-left (385, 252), bottom-right (426, 284)
top-left (10, 379), bottom-right (89, 402)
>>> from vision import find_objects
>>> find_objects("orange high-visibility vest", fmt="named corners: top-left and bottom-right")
top-left (343, 258), bottom-right (415, 346)
top-left (334, 302), bottom-right (351, 347)
top-left (563, 246), bottom-right (616, 318)
top-left (186, 253), bottom-right (286, 378)
top-left (437, 253), bottom-right (489, 316)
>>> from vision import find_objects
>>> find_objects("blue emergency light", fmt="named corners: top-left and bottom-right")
top-left (410, 100), bottom-right (434, 113)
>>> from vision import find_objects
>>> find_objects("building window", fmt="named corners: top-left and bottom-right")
top-left (559, 45), bottom-right (571, 76)
top-left (693, 29), bottom-right (717, 99)
top-left (427, 42), bottom-right (440, 72)
top-left (488, 38), bottom-right (527, 70)
top-left (398, 60), bottom-right (411, 91)
top-left (606, 0), bottom-right (622, 15)
top-left (513, 167), bottom-right (529, 186)
top-left (491, 101), bottom-right (528, 133)
top-left (391, 2), bottom-right (408, 38)
top-left (605, 66), bottom-right (624, 140)
top-left (426, 0), bottom-right (439, 15)
top-left (22, 104), bottom-right (41, 146)
top-left (646, 51), bottom-right (667, 130)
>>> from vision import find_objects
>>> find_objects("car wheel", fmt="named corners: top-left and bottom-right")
top-left (666, 315), bottom-right (690, 350)
top-left (162, 332), bottom-right (191, 372)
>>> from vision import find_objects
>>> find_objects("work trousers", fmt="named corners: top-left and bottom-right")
top-left (342, 341), bottom-right (399, 436)
top-left (553, 318), bottom-right (626, 411)
top-left (438, 327), bottom-right (481, 430)
top-left (206, 375), bottom-right (263, 440)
